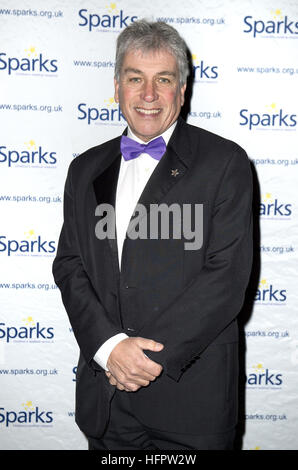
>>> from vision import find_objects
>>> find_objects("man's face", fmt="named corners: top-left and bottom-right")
top-left (114, 48), bottom-right (186, 142)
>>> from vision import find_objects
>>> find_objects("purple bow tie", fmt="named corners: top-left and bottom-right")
top-left (121, 135), bottom-right (166, 161)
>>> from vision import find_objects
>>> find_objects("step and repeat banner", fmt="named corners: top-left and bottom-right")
top-left (0, 0), bottom-right (297, 450)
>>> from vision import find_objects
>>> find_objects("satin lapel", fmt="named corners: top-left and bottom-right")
top-left (93, 151), bottom-right (122, 288)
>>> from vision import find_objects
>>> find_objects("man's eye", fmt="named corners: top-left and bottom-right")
top-left (129, 77), bottom-right (141, 83)
top-left (158, 77), bottom-right (171, 84)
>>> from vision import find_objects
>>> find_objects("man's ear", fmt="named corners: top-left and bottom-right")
top-left (114, 77), bottom-right (119, 103)
top-left (180, 83), bottom-right (187, 107)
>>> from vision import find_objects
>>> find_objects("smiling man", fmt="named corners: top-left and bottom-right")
top-left (53, 20), bottom-right (253, 450)
top-left (114, 48), bottom-right (186, 141)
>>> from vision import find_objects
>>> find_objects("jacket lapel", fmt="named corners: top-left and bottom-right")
top-left (92, 141), bottom-right (122, 288)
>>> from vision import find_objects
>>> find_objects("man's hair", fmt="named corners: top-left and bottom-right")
top-left (115, 19), bottom-right (189, 86)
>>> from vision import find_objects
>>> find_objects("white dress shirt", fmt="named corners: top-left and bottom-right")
top-left (93, 121), bottom-right (177, 371)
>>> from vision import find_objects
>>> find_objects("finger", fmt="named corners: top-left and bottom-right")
top-left (108, 375), bottom-right (118, 386)
top-left (115, 382), bottom-right (125, 391)
top-left (122, 382), bottom-right (142, 392)
top-left (136, 337), bottom-right (164, 352)
top-left (141, 355), bottom-right (163, 378)
top-left (117, 359), bottom-right (162, 383)
top-left (107, 366), bottom-right (145, 389)
top-left (122, 363), bottom-right (159, 384)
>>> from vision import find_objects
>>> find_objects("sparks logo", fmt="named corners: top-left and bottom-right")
top-left (254, 279), bottom-right (287, 304)
top-left (77, 99), bottom-right (126, 125)
top-left (0, 230), bottom-right (56, 256)
top-left (0, 46), bottom-right (58, 75)
top-left (192, 54), bottom-right (218, 81)
top-left (239, 103), bottom-right (297, 130)
top-left (260, 193), bottom-right (292, 218)
top-left (0, 139), bottom-right (57, 168)
top-left (78, 3), bottom-right (137, 32)
top-left (243, 9), bottom-right (298, 38)
top-left (0, 402), bottom-right (53, 427)
top-left (246, 363), bottom-right (283, 388)
top-left (0, 317), bottom-right (54, 343)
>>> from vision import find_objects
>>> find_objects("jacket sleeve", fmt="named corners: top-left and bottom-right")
top-left (52, 161), bottom-right (123, 372)
top-left (137, 147), bottom-right (253, 381)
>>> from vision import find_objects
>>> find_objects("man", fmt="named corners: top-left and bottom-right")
top-left (53, 20), bottom-right (253, 450)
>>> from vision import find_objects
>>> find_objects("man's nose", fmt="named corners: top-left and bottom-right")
top-left (140, 80), bottom-right (158, 102)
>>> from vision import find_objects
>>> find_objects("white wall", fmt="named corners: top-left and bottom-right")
top-left (0, 0), bottom-right (297, 450)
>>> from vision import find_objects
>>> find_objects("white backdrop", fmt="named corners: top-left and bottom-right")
top-left (0, 0), bottom-right (297, 450)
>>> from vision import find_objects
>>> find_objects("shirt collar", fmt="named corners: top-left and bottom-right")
top-left (127, 121), bottom-right (177, 146)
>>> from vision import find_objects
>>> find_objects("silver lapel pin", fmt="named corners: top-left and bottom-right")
top-left (171, 169), bottom-right (179, 177)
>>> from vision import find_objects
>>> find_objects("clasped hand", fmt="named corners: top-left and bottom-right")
top-left (105, 337), bottom-right (164, 392)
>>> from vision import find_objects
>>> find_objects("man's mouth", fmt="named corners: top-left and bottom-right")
top-left (135, 107), bottom-right (161, 115)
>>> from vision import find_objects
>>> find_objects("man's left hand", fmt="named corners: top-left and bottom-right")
top-left (105, 370), bottom-right (144, 392)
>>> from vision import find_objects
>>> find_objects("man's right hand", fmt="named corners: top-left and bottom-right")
top-left (106, 337), bottom-right (164, 392)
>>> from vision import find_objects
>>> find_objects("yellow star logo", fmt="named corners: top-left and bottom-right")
top-left (104, 97), bottom-right (116, 107)
top-left (265, 103), bottom-right (277, 113)
top-left (253, 363), bottom-right (265, 373)
top-left (192, 54), bottom-right (198, 65)
top-left (259, 278), bottom-right (268, 289)
top-left (263, 193), bottom-right (273, 203)
top-left (25, 139), bottom-right (37, 150)
top-left (25, 46), bottom-right (37, 58)
top-left (272, 9), bottom-right (283, 19)
top-left (106, 3), bottom-right (119, 13)
top-left (22, 316), bottom-right (35, 326)
top-left (24, 229), bottom-right (36, 239)
top-left (22, 401), bottom-right (34, 410)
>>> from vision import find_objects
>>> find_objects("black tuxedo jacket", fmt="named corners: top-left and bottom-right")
top-left (53, 117), bottom-right (253, 438)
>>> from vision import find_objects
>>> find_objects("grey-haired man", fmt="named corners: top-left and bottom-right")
top-left (53, 20), bottom-right (252, 450)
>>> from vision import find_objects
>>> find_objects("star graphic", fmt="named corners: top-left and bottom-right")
top-left (265, 103), bottom-right (277, 113)
top-left (171, 169), bottom-right (179, 177)
top-left (23, 316), bottom-right (35, 326)
top-left (104, 97), bottom-right (115, 107)
top-left (106, 3), bottom-right (119, 13)
top-left (192, 54), bottom-right (198, 65)
top-left (24, 229), bottom-right (36, 240)
top-left (273, 9), bottom-right (282, 19)
top-left (22, 401), bottom-right (34, 410)
top-left (25, 139), bottom-right (37, 150)
top-left (25, 46), bottom-right (37, 58)
top-left (259, 279), bottom-right (268, 289)
top-left (263, 192), bottom-right (273, 203)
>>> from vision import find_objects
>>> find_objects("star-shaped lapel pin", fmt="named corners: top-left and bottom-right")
top-left (171, 169), bottom-right (179, 177)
